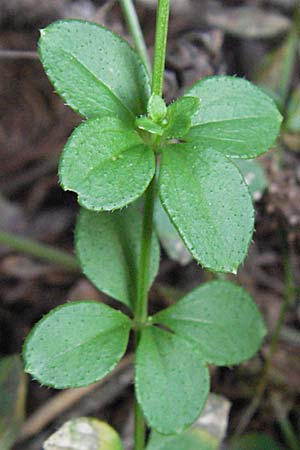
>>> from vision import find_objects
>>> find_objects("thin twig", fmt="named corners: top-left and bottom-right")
top-left (0, 50), bottom-right (38, 59)
top-left (0, 230), bottom-right (80, 272)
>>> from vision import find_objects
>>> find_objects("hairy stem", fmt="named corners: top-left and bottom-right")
top-left (152, 0), bottom-right (170, 97)
top-left (133, 176), bottom-right (156, 450)
top-left (119, 0), bottom-right (151, 73)
top-left (125, 1), bottom-right (170, 448)
top-left (135, 177), bottom-right (156, 324)
top-left (0, 230), bottom-right (80, 271)
top-left (134, 391), bottom-right (147, 450)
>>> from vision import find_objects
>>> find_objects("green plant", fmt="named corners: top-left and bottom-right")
top-left (22, 1), bottom-right (282, 448)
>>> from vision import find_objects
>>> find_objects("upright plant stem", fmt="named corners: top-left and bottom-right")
top-left (126, 1), bottom-right (169, 448)
top-left (0, 230), bottom-right (80, 271)
top-left (135, 177), bottom-right (156, 324)
top-left (133, 176), bottom-right (156, 450)
top-left (152, 0), bottom-right (170, 97)
top-left (119, 0), bottom-right (151, 73)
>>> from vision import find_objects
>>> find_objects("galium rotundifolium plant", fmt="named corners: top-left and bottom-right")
top-left (23, 14), bottom-right (282, 446)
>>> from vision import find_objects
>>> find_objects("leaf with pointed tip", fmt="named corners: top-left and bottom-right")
top-left (154, 281), bottom-right (266, 366)
top-left (59, 117), bottom-right (155, 211)
top-left (76, 203), bottom-right (160, 309)
top-left (44, 418), bottom-right (124, 450)
top-left (163, 96), bottom-right (200, 139)
top-left (148, 94), bottom-right (167, 122)
top-left (23, 301), bottom-right (131, 388)
top-left (135, 326), bottom-right (210, 435)
top-left (135, 117), bottom-right (164, 135)
top-left (185, 76), bottom-right (282, 158)
top-left (159, 143), bottom-right (254, 273)
top-left (39, 19), bottom-right (150, 122)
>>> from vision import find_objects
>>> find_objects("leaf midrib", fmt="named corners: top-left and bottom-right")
top-left (188, 133), bottom-right (245, 144)
top-left (60, 48), bottom-right (135, 119)
top-left (35, 322), bottom-right (126, 367)
top-left (163, 150), bottom-right (220, 247)
top-left (160, 315), bottom-right (257, 354)
top-left (79, 142), bottom-right (146, 187)
top-left (191, 114), bottom-right (275, 127)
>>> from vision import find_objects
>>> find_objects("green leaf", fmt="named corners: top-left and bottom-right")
top-left (59, 117), bottom-right (155, 211)
top-left (135, 326), bottom-right (210, 435)
top-left (185, 76), bottom-right (282, 158)
top-left (148, 94), bottom-right (167, 122)
top-left (231, 432), bottom-right (282, 450)
top-left (23, 301), bottom-right (131, 388)
top-left (154, 280), bottom-right (266, 366)
top-left (76, 203), bottom-right (160, 309)
top-left (154, 198), bottom-right (192, 265)
top-left (147, 393), bottom-right (231, 450)
top-left (163, 96), bottom-right (200, 139)
top-left (0, 355), bottom-right (26, 450)
top-left (234, 159), bottom-right (268, 201)
top-left (135, 116), bottom-right (164, 135)
top-left (159, 143), bottom-right (254, 273)
top-left (147, 429), bottom-right (217, 450)
top-left (44, 418), bottom-right (125, 450)
top-left (39, 19), bottom-right (150, 122)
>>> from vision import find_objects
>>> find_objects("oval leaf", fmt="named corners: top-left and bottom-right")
top-left (23, 302), bottom-right (131, 388)
top-left (136, 117), bottom-right (164, 135)
top-left (159, 144), bottom-right (254, 273)
top-left (39, 20), bottom-right (150, 122)
top-left (148, 94), bottom-right (167, 122)
top-left (147, 393), bottom-right (230, 450)
top-left (76, 203), bottom-right (160, 309)
top-left (44, 417), bottom-right (124, 450)
top-left (0, 355), bottom-right (26, 450)
top-left (135, 326), bottom-right (210, 435)
top-left (154, 281), bottom-right (266, 366)
top-left (163, 96), bottom-right (200, 139)
top-left (59, 117), bottom-right (155, 211)
top-left (185, 76), bottom-right (282, 158)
